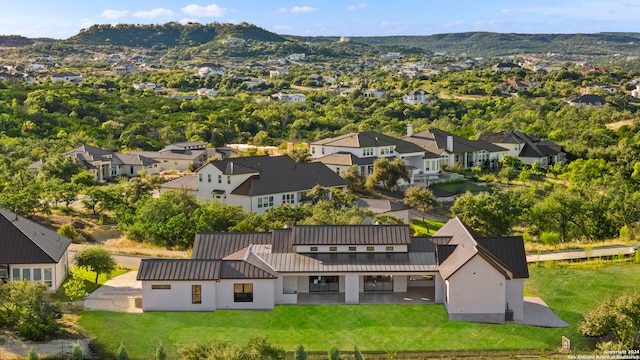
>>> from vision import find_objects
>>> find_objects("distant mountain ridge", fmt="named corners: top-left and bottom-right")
top-left (2, 22), bottom-right (640, 58)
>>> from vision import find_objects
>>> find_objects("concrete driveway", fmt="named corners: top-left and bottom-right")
top-left (83, 271), bottom-right (142, 313)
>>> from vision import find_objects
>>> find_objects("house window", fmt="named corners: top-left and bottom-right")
top-left (12, 268), bottom-right (19, 281)
top-left (192, 285), bottom-right (202, 304)
top-left (311, 147), bottom-right (316, 155)
top-left (330, 246), bottom-right (337, 252)
top-left (208, 174), bottom-right (212, 183)
top-left (336, 167), bottom-right (340, 175)
top-left (198, 173), bottom-right (203, 182)
top-left (22, 269), bottom-right (31, 282)
top-left (43, 268), bottom-right (52, 288)
top-left (380, 146), bottom-right (393, 155)
top-left (234, 283), bottom-right (253, 302)
top-left (227, 176), bottom-right (231, 184)
top-left (367, 246), bottom-right (375, 251)
top-left (349, 246), bottom-right (356, 251)
top-left (0, 265), bottom-right (7, 279)
top-left (33, 268), bottom-right (42, 282)
top-left (218, 175), bottom-right (222, 184)
top-left (310, 247), bottom-right (318, 252)
top-left (130, 166), bottom-right (134, 174)
top-left (363, 148), bottom-right (374, 157)
top-left (322, 147), bottom-right (325, 155)
top-left (386, 246), bottom-right (394, 251)
top-left (257, 196), bottom-right (274, 208)
top-left (151, 284), bottom-right (171, 290)
top-left (282, 193), bottom-right (295, 204)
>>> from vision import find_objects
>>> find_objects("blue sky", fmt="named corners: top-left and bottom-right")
top-left (2, 1), bottom-right (640, 39)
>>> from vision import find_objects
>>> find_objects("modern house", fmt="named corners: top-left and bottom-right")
top-left (137, 217), bottom-right (529, 324)
top-left (51, 72), bottom-right (82, 84)
top-left (567, 94), bottom-right (606, 107)
top-left (310, 131), bottom-right (442, 185)
top-left (189, 155), bottom-right (348, 214)
top-left (478, 131), bottom-right (566, 167)
top-left (271, 93), bottom-right (306, 103)
top-left (403, 127), bottom-right (507, 170)
top-left (402, 90), bottom-right (431, 105)
top-left (0, 207), bottom-right (71, 291)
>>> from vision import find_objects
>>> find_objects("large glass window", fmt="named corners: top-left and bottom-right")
top-left (257, 196), bottom-right (274, 208)
top-left (309, 276), bottom-right (339, 292)
top-left (282, 193), bottom-right (295, 204)
top-left (234, 284), bottom-right (253, 302)
top-left (192, 285), bottom-right (202, 304)
top-left (363, 148), bottom-right (374, 157)
top-left (44, 268), bottom-right (52, 288)
top-left (12, 268), bottom-right (19, 281)
top-left (33, 268), bottom-right (42, 282)
top-left (22, 269), bottom-right (31, 282)
top-left (364, 275), bottom-right (393, 292)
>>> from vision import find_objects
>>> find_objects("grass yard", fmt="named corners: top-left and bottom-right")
top-left (78, 262), bottom-right (640, 359)
top-left (52, 267), bottom-right (130, 302)
top-left (410, 219), bottom-right (444, 235)
top-left (431, 181), bottom-right (490, 194)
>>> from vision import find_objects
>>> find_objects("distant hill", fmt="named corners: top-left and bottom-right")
top-left (290, 32), bottom-right (640, 57)
top-left (63, 22), bottom-right (288, 48)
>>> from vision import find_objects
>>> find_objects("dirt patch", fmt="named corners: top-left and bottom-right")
top-left (605, 119), bottom-right (635, 130)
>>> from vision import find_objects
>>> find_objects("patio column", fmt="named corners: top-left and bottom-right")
top-left (345, 274), bottom-right (359, 304)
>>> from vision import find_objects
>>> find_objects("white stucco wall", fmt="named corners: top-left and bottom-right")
top-left (505, 279), bottom-right (524, 321)
top-left (141, 281), bottom-right (216, 311)
top-left (215, 279), bottom-right (275, 310)
top-left (445, 255), bottom-right (506, 320)
top-left (275, 276), bottom-right (297, 304)
top-left (345, 274), bottom-right (359, 304)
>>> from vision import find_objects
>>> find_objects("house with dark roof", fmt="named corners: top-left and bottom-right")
top-left (310, 130), bottom-right (442, 186)
top-left (137, 217), bottom-right (529, 324)
top-left (355, 198), bottom-right (410, 223)
top-left (130, 141), bottom-right (215, 173)
top-left (0, 207), bottom-right (71, 291)
top-left (58, 144), bottom-right (159, 181)
top-left (192, 155), bottom-right (347, 214)
top-left (567, 94), bottom-right (606, 107)
top-left (478, 131), bottom-right (566, 167)
top-left (403, 127), bottom-right (508, 170)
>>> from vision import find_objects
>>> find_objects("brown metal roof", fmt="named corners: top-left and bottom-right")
top-left (220, 260), bottom-right (277, 279)
top-left (292, 225), bottom-right (411, 246)
top-left (0, 207), bottom-right (71, 264)
top-left (476, 237), bottom-right (529, 279)
top-left (137, 259), bottom-right (220, 281)
top-left (192, 232), bottom-right (273, 259)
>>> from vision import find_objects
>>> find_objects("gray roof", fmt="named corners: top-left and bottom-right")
top-left (111, 153), bottom-right (158, 166)
top-left (0, 207), bottom-right (71, 264)
top-left (478, 131), bottom-right (564, 159)
top-left (314, 152), bottom-right (374, 166)
top-left (311, 131), bottom-right (428, 155)
top-left (570, 94), bottom-right (606, 105)
top-left (202, 156), bottom-right (347, 196)
top-left (130, 148), bottom-right (207, 161)
top-left (160, 174), bottom-right (198, 191)
top-left (63, 144), bottom-right (112, 162)
top-left (404, 128), bottom-right (507, 155)
top-left (136, 259), bottom-right (277, 281)
top-left (192, 232), bottom-right (273, 260)
top-left (355, 198), bottom-right (409, 214)
top-left (292, 225), bottom-right (411, 246)
top-left (476, 237), bottom-right (529, 279)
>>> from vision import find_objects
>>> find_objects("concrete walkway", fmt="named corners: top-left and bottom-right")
top-left (515, 297), bottom-right (568, 327)
top-left (83, 271), bottom-right (142, 313)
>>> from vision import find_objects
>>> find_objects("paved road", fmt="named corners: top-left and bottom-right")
top-left (526, 245), bottom-right (639, 263)
top-left (68, 243), bottom-right (187, 269)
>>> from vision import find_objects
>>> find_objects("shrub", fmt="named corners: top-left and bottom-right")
top-left (116, 343), bottom-right (129, 360)
top-left (155, 344), bottom-right (167, 360)
top-left (0, 281), bottom-right (62, 340)
top-left (294, 345), bottom-right (307, 360)
top-left (581, 293), bottom-right (640, 349)
top-left (58, 224), bottom-right (83, 243)
top-left (328, 346), bottom-right (340, 360)
top-left (521, 232), bottom-right (531, 242)
top-left (71, 343), bottom-right (84, 360)
top-left (27, 348), bottom-right (39, 360)
top-left (539, 231), bottom-right (560, 245)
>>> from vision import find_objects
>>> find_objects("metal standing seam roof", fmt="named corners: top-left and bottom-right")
top-left (292, 225), bottom-right (411, 246)
top-left (313, 152), bottom-right (375, 166)
top-left (136, 258), bottom-right (277, 281)
top-left (0, 207), bottom-right (71, 264)
top-left (192, 232), bottom-right (273, 260)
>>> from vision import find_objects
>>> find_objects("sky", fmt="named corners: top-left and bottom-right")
top-left (1, 0), bottom-right (640, 39)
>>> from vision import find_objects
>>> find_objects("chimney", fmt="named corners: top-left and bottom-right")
top-left (407, 124), bottom-right (413, 137)
top-left (446, 136), bottom-right (454, 152)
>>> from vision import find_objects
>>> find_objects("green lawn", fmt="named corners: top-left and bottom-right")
top-left (78, 262), bottom-right (640, 359)
top-left (52, 267), bottom-right (130, 302)
top-left (431, 181), bottom-right (490, 194)
top-left (410, 219), bottom-right (444, 235)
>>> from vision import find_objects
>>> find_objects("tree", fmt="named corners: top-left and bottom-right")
top-left (342, 165), bottom-right (367, 194)
top-left (63, 275), bottom-right (89, 304)
top-left (0, 281), bottom-right (62, 340)
top-left (404, 186), bottom-right (438, 231)
top-left (116, 343), bottom-right (129, 360)
top-left (581, 293), bottom-right (640, 350)
top-left (451, 190), bottom-right (529, 236)
top-left (366, 157), bottom-right (409, 191)
top-left (71, 342), bottom-right (84, 360)
top-left (27, 348), bottom-right (39, 360)
top-left (74, 247), bottom-right (117, 283)
top-left (294, 345), bottom-right (308, 360)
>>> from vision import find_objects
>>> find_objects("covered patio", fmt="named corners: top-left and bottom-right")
top-left (297, 287), bottom-right (435, 305)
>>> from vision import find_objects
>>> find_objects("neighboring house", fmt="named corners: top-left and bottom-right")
top-left (498, 79), bottom-right (533, 94)
top-left (580, 66), bottom-right (610, 74)
top-left (112, 63), bottom-right (138, 75)
top-left (403, 127), bottom-right (507, 170)
top-left (355, 198), bottom-right (410, 223)
top-left (271, 93), bottom-right (306, 103)
top-left (632, 85), bottom-right (640, 98)
top-left (402, 90), bottom-right (431, 105)
top-left (133, 82), bottom-right (163, 92)
top-left (51, 72), bottom-right (82, 83)
top-left (269, 68), bottom-right (289, 78)
top-left (478, 131), bottom-right (566, 167)
top-left (130, 141), bottom-right (212, 173)
top-left (363, 89), bottom-right (386, 99)
top-left (159, 174), bottom-right (198, 197)
top-left (197, 88), bottom-right (219, 97)
top-left (581, 82), bottom-right (616, 94)
top-left (137, 217), bottom-right (529, 324)
top-left (192, 155), bottom-right (347, 214)
top-left (494, 62), bottom-right (521, 72)
top-left (222, 37), bottom-right (246, 45)
top-left (26, 63), bottom-right (45, 72)
top-left (286, 53), bottom-right (306, 61)
top-left (0, 207), bottom-right (71, 291)
top-left (30, 144), bottom-right (159, 181)
top-left (310, 130), bottom-right (441, 185)
top-left (380, 52), bottom-right (403, 60)
top-left (567, 94), bottom-right (606, 107)
top-left (197, 65), bottom-right (225, 77)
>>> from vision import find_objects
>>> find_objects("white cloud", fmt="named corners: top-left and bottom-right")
top-left (133, 8), bottom-right (174, 19)
top-left (347, 3), bottom-right (367, 11)
top-left (274, 8), bottom-right (288, 14)
top-left (291, 6), bottom-right (318, 13)
top-left (181, 4), bottom-right (229, 17)
top-left (101, 9), bottom-right (130, 20)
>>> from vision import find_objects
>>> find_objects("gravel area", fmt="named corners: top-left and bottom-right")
top-left (515, 296), bottom-right (569, 327)
top-left (0, 338), bottom-right (90, 360)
